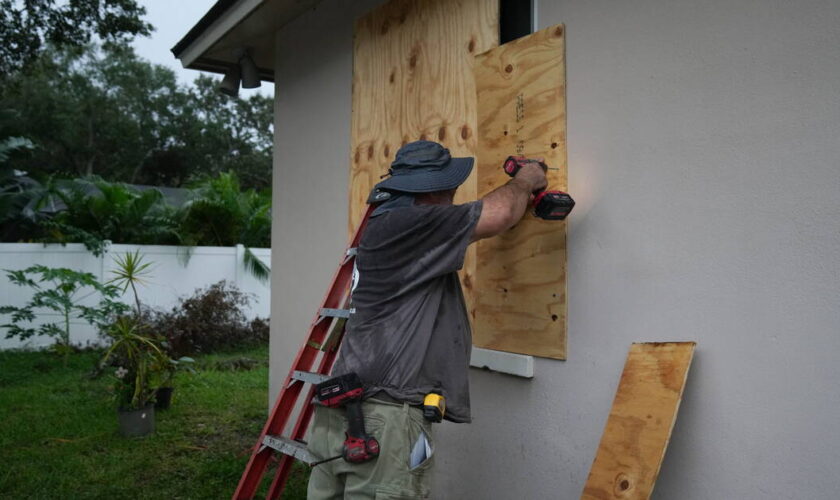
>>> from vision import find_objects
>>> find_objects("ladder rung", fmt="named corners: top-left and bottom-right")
top-left (261, 435), bottom-right (320, 465)
top-left (319, 308), bottom-right (352, 319)
top-left (291, 370), bottom-right (330, 385)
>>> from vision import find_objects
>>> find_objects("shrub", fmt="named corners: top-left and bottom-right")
top-left (0, 265), bottom-right (129, 357)
top-left (147, 281), bottom-right (268, 357)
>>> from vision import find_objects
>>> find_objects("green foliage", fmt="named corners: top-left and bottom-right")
top-left (179, 172), bottom-right (272, 281)
top-left (2, 171), bottom-right (272, 280)
top-left (0, 0), bottom-right (152, 74)
top-left (156, 355), bottom-right (196, 388)
top-left (40, 177), bottom-right (180, 255)
top-left (99, 316), bottom-right (166, 410)
top-left (108, 250), bottom-right (153, 316)
top-left (0, 111), bottom-right (39, 236)
top-left (0, 135), bottom-right (34, 162)
top-left (0, 45), bottom-right (273, 189)
top-left (0, 265), bottom-right (129, 350)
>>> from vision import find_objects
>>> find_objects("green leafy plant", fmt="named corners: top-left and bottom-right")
top-left (108, 250), bottom-right (153, 317)
top-left (40, 177), bottom-right (180, 255)
top-left (178, 172), bottom-right (271, 282)
top-left (155, 354), bottom-right (196, 389)
top-left (0, 265), bottom-right (129, 355)
top-left (99, 316), bottom-right (166, 410)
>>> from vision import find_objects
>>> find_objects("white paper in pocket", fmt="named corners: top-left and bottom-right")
top-left (409, 430), bottom-right (432, 469)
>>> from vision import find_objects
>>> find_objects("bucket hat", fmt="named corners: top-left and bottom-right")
top-left (373, 140), bottom-right (474, 193)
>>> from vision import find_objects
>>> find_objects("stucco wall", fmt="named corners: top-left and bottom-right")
top-left (270, 0), bottom-right (840, 498)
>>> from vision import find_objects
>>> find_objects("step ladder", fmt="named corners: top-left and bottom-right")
top-left (233, 204), bottom-right (375, 499)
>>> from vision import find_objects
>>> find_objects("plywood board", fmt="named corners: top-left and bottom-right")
top-left (582, 342), bottom-right (697, 500)
top-left (350, 0), bottom-right (498, 321)
top-left (473, 24), bottom-right (568, 359)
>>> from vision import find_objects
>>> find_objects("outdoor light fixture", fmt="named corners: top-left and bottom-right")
top-left (240, 52), bottom-right (261, 89)
top-left (218, 48), bottom-right (261, 97)
top-left (219, 64), bottom-right (241, 97)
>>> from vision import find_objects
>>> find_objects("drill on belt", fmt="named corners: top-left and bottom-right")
top-left (315, 373), bottom-right (380, 464)
top-left (502, 156), bottom-right (575, 220)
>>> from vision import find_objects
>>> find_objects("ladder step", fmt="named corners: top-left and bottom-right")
top-left (319, 308), bottom-right (352, 319)
top-left (261, 435), bottom-right (320, 466)
top-left (291, 370), bottom-right (331, 385)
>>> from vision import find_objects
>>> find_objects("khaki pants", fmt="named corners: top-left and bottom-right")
top-left (306, 399), bottom-right (434, 499)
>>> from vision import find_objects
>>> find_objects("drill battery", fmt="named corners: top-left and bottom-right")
top-left (533, 190), bottom-right (575, 220)
top-left (315, 372), bottom-right (364, 408)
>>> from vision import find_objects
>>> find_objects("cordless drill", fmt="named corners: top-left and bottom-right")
top-left (315, 373), bottom-right (380, 463)
top-left (503, 156), bottom-right (575, 220)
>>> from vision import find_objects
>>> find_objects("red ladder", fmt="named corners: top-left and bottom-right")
top-left (233, 204), bottom-right (375, 499)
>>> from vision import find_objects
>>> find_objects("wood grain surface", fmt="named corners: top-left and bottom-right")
top-left (473, 24), bottom-right (568, 359)
top-left (350, 0), bottom-right (498, 320)
top-left (582, 342), bottom-right (697, 500)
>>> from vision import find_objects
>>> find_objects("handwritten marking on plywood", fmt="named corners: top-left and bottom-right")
top-left (473, 24), bottom-right (568, 359)
top-left (350, 0), bottom-right (498, 321)
top-left (582, 342), bottom-right (697, 500)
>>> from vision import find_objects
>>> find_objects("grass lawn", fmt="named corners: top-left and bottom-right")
top-left (0, 344), bottom-right (310, 499)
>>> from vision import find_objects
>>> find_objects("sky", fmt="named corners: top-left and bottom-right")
top-left (131, 0), bottom-right (274, 97)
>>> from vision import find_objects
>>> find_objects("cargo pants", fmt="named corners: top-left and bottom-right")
top-left (306, 398), bottom-right (434, 499)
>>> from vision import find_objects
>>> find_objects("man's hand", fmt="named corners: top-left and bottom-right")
top-left (471, 160), bottom-right (551, 242)
top-left (513, 161), bottom-right (548, 193)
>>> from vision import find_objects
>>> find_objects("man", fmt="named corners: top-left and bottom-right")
top-left (307, 140), bottom-right (547, 499)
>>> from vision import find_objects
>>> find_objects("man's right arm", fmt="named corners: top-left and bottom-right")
top-left (471, 163), bottom-right (548, 242)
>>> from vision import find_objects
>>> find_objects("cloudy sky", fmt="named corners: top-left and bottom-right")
top-left (132, 0), bottom-right (274, 96)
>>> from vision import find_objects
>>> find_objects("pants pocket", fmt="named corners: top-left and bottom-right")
top-left (406, 410), bottom-right (434, 474)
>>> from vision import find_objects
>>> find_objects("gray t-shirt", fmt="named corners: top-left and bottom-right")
top-left (331, 200), bottom-right (483, 423)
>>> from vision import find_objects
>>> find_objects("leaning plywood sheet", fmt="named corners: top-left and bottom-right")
top-left (350, 0), bottom-right (498, 320)
top-left (582, 342), bottom-right (697, 500)
top-left (473, 25), bottom-right (568, 359)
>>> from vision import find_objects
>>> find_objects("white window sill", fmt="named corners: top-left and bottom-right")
top-left (469, 347), bottom-right (534, 378)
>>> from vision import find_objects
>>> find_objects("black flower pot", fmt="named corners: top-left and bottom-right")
top-left (117, 404), bottom-right (155, 437)
top-left (155, 387), bottom-right (174, 410)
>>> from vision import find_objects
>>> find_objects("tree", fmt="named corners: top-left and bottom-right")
top-left (0, 45), bottom-right (274, 190)
top-left (0, 0), bottom-right (152, 75)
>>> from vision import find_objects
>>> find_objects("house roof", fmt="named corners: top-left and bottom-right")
top-left (171, 0), bottom-right (324, 82)
top-left (171, 0), bottom-right (239, 58)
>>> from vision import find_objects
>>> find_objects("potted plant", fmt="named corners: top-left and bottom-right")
top-left (151, 353), bottom-right (195, 410)
top-left (100, 316), bottom-right (168, 437)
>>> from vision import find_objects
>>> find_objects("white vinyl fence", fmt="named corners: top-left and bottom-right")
top-left (0, 243), bottom-right (270, 350)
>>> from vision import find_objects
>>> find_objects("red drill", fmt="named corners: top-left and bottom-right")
top-left (315, 373), bottom-right (380, 464)
top-left (502, 156), bottom-right (575, 220)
